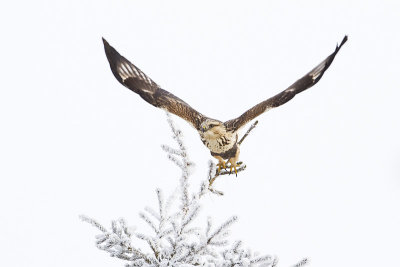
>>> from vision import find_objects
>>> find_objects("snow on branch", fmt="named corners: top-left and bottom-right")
top-left (293, 258), bottom-right (309, 267)
top-left (238, 120), bottom-right (258, 145)
top-left (81, 113), bottom-right (306, 267)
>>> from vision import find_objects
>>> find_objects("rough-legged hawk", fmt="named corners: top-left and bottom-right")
top-left (103, 36), bottom-right (347, 174)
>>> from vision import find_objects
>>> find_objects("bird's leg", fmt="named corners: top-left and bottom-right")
top-left (228, 146), bottom-right (241, 177)
top-left (213, 155), bottom-right (226, 174)
top-left (228, 158), bottom-right (238, 176)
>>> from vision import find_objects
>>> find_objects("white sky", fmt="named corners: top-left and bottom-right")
top-left (1, 0), bottom-right (400, 266)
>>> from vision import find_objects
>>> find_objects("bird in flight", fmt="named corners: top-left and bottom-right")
top-left (103, 36), bottom-right (347, 175)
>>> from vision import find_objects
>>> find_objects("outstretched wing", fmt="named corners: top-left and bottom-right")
top-left (102, 38), bottom-right (208, 130)
top-left (224, 36), bottom-right (348, 132)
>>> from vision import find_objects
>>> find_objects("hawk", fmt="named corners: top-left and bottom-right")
top-left (103, 36), bottom-right (347, 174)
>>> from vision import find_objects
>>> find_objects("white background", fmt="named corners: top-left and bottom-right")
top-left (1, 1), bottom-right (399, 266)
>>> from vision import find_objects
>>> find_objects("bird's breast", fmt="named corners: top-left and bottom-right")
top-left (200, 131), bottom-right (237, 154)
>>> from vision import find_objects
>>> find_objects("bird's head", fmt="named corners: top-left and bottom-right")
top-left (200, 119), bottom-right (224, 134)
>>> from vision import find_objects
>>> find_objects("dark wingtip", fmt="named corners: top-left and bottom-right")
top-left (337, 35), bottom-right (348, 50)
top-left (102, 37), bottom-right (109, 47)
top-left (102, 37), bottom-right (113, 61)
top-left (102, 37), bottom-right (117, 60)
top-left (101, 38), bottom-right (126, 84)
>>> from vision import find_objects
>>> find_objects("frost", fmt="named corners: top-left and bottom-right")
top-left (81, 113), bottom-right (306, 267)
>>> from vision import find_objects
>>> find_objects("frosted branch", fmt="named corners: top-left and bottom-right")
top-left (208, 161), bottom-right (247, 194)
top-left (139, 212), bottom-right (158, 234)
top-left (293, 258), bottom-right (309, 267)
top-left (81, 114), bottom-right (303, 266)
top-left (156, 188), bottom-right (164, 219)
top-left (238, 120), bottom-right (259, 145)
top-left (208, 216), bottom-right (237, 243)
top-left (79, 215), bottom-right (107, 232)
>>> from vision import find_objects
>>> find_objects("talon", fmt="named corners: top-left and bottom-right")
top-left (216, 159), bottom-right (226, 174)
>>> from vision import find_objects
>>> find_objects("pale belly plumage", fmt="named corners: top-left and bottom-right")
top-left (200, 131), bottom-right (237, 154)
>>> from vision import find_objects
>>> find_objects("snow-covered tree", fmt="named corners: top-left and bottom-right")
top-left (81, 113), bottom-right (307, 267)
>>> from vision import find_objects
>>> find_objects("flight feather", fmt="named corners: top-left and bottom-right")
top-left (102, 38), bottom-right (207, 130)
top-left (224, 36), bottom-right (348, 132)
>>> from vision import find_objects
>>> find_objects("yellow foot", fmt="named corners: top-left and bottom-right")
top-left (216, 161), bottom-right (226, 174)
top-left (229, 163), bottom-right (238, 177)
top-left (213, 156), bottom-right (227, 174)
